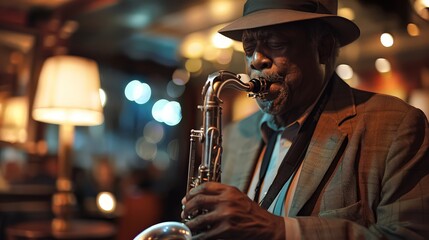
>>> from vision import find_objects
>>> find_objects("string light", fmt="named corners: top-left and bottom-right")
top-left (375, 58), bottom-right (391, 73)
top-left (336, 64), bottom-right (354, 80)
top-left (380, 33), bottom-right (394, 48)
top-left (407, 23), bottom-right (420, 37)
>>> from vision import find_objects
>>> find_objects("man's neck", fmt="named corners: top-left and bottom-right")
top-left (274, 71), bottom-right (334, 128)
top-left (274, 105), bottom-right (309, 128)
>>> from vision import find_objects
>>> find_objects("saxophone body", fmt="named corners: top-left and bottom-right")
top-left (134, 71), bottom-right (269, 240)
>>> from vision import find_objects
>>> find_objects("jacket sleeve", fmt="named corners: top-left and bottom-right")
top-left (285, 107), bottom-right (429, 239)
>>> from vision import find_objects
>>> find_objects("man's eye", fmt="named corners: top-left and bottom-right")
top-left (267, 42), bottom-right (287, 49)
top-left (244, 44), bottom-right (256, 55)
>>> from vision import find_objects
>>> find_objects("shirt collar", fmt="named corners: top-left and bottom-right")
top-left (259, 108), bottom-right (309, 144)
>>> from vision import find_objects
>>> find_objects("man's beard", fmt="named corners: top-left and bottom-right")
top-left (256, 81), bottom-right (290, 116)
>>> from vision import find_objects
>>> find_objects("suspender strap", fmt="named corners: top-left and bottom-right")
top-left (253, 131), bottom-right (279, 202)
top-left (259, 79), bottom-right (333, 210)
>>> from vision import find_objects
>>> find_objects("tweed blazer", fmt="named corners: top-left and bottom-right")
top-left (221, 75), bottom-right (429, 239)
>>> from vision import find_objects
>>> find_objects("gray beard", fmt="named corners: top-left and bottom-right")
top-left (257, 83), bottom-right (289, 116)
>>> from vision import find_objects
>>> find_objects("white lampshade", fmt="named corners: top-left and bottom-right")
top-left (32, 55), bottom-right (104, 126)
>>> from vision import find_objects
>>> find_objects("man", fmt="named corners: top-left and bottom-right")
top-left (181, 0), bottom-right (429, 239)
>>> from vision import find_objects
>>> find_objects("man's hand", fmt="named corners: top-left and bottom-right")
top-left (181, 182), bottom-right (285, 240)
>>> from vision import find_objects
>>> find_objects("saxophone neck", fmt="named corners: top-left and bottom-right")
top-left (202, 70), bottom-right (270, 103)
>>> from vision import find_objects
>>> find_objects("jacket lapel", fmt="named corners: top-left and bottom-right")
top-left (288, 76), bottom-right (356, 216)
top-left (233, 136), bottom-right (262, 191)
top-left (222, 112), bottom-right (263, 191)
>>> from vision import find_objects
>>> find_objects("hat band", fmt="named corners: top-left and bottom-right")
top-left (244, 0), bottom-right (333, 16)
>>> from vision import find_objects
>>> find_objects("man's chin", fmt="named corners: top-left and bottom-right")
top-left (256, 100), bottom-right (278, 115)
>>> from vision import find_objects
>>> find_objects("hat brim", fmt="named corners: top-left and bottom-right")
top-left (219, 9), bottom-right (360, 47)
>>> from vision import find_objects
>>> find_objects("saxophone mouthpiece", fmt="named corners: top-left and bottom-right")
top-left (236, 73), bottom-right (269, 94)
top-left (247, 77), bottom-right (270, 99)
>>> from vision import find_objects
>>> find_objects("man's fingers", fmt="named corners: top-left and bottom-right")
top-left (182, 194), bottom-right (219, 219)
top-left (185, 210), bottom-right (217, 233)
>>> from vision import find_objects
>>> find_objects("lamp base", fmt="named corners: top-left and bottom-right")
top-left (51, 191), bottom-right (76, 232)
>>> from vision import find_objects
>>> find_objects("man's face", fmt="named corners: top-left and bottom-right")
top-left (243, 23), bottom-right (326, 125)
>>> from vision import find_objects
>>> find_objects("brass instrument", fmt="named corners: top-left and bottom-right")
top-left (133, 71), bottom-right (269, 240)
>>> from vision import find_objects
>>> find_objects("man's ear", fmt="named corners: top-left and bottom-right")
top-left (318, 34), bottom-right (334, 64)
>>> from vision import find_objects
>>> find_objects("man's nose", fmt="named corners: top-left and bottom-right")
top-left (250, 51), bottom-right (272, 70)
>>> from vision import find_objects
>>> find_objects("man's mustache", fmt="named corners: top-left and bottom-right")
top-left (251, 73), bottom-right (284, 83)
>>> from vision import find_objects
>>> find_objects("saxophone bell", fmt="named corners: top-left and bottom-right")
top-left (133, 222), bottom-right (191, 240)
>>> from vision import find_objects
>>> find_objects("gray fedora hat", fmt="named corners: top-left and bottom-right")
top-left (219, 0), bottom-right (360, 47)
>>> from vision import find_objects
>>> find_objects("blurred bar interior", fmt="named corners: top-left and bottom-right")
top-left (0, 0), bottom-right (428, 239)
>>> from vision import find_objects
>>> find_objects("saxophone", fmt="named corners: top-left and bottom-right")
top-left (134, 70), bottom-right (269, 240)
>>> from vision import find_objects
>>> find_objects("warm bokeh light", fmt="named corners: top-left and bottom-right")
top-left (211, 32), bottom-right (234, 49)
top-left (216, 48), bottom-right (233, 65)
top-left (336, 64), bottom-right (354, 80)
top-left (380, 33), bottom-right (394, 47)
top-left (59, 20), bottom-right (79, 39)
top-left (408, 89), bottom-right (429, 119)
top-left (99, 88), bottom-right (107, 107)
top-left (180, 33), bottom-right (205, 59)
top-left (407, 23), bottom-right (420, 37)
top-left (203, 46), bottom-right (222, 62)
top-left (375, 58), bottom-right (391, 73)
top-left (0, 97), bottom-right (28, 143)
top-left (338, 7), bottom-right (355, 20)
top-left (185, 58), bottom-right (203, 73)
top-left (232, 41), bottom-right (244, 52)
top-left (232, 94), bottom-right (259, 121)
top-left (367, 71), bottom-right (407, 100)
top-left (208, 0), bottom-right (236, 22)
top-left (414, 0), bottom-right (429, 20)
top-left (172, 69), bottom-right (190, 85)
top-left (96, 192), bottom-right (116, 214)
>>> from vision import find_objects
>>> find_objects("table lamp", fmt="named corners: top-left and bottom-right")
top-left (32, 55), bottom-right (104, 232)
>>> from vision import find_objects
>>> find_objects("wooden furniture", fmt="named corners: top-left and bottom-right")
top-left (7, 220), bottom-right (116, 240)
